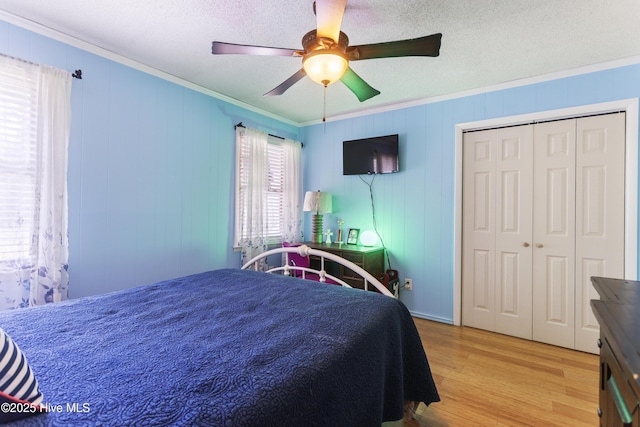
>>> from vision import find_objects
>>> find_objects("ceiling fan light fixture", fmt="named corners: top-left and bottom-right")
top-left (303, 50), bottom-right (348, 86)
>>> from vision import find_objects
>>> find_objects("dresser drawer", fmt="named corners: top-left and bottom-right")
top-left (341, 251), bottom-right (364, 265)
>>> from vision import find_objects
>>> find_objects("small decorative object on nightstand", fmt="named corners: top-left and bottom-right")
top-left (360, 230), bottom-right (377, 246)
top-left (347, 228), bottom-right (359, 245)
top-left (325, 229), bottom-right (333, 245)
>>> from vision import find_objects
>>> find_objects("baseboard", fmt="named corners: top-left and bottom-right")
top-left (409, 311), bottom-right (453, 325)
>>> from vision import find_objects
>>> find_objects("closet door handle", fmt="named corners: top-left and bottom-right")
top-left (523, 242), bottom-right (530, 247)
top-left (536, 243), bottom-right (544, 248)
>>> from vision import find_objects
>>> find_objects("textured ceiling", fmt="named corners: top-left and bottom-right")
top-left (1, 0), bottom-right (639, 124)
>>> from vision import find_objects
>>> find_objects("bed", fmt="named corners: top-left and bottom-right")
top-left (0, 248), bottom-right (439, 426)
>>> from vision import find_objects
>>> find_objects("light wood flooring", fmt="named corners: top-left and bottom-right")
top-left (405, 318), bottom-right (600, 426)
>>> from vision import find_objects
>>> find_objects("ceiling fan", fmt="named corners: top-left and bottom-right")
top-left (211, 0), bottom-right (442, 103)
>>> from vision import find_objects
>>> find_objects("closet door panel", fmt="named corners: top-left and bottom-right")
top-left (545, 255), bottom-right (570, 324)
top-left (462, 126), bottom-right (533, 339)
top-left (532, 120), bottom-right (576, 348)
top-left (462, 130), bottom-right (496, 331)
top-left (574, 112), bottom-right (625, 353)
top-left (494, 127), bottom-right (533, 339)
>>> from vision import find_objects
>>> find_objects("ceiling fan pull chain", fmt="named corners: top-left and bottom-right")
top-left (322, 81), bottom-right (328, 126)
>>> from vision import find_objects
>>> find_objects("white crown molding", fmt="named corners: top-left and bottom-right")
top-left (300, 55), bottom-right (640, 127)
top-left (0, 10), bottom-right (299, 128)
top-left (3, 9), bottom-right (639, 128)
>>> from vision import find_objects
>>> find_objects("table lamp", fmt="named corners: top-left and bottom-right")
top-left (303, 191), bottom-right (332, 244)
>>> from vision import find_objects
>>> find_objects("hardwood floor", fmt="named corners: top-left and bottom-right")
top-left (406, 318), bottom-right (600, 426)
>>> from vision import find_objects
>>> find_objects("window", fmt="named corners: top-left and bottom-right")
top-left (0, 59), bottom-right (38, 263)
top-left (234, 127), bottom-right (301, 253)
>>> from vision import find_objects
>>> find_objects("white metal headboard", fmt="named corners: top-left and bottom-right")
top-left (241, 245), bottom-right (394, 297)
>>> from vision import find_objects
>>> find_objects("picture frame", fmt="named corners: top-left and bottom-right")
top-left (347, 228), bottom-right (359, 245)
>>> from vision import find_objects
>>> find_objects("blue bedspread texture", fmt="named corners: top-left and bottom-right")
top-left (0, 268), bottom-right (439, 426)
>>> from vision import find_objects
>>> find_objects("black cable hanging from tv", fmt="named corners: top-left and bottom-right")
top-left (358, 174), bottom-right (392, 271)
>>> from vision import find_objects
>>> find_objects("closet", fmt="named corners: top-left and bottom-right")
top-left (461, 113), bottom-right (625, 353)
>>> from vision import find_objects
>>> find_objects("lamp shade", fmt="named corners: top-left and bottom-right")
top-left (303, 191), bottom-right (332, 214)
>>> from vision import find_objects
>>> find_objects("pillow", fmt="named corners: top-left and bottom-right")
top-left (0, 328), bottom-right (46, 422)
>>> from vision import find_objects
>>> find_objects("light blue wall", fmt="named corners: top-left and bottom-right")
top-left (301, 63), bottom-right (640, 323)
top-left (0, 20), bottom-right (300, 298)
top-left (3, 18), bottom-right (639, 320)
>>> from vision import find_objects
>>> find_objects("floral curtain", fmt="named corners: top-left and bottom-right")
top-left (282, 138), bottom-right (302, 243)
top-left (235, 126), bottom-right (269, 268)
top-left (0, 58), bottom-right (71, 310)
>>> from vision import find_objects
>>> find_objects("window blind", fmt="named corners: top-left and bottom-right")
top-left (265, 139), bottom-right (284, 242)
top-left (0, 60), bottom-right (38, 262)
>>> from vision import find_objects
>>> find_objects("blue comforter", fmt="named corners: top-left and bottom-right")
top-left (0, 269), bottom-right (439, 426)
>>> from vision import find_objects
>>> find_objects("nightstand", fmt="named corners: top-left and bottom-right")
top-left (302, 242), bottom-right (385, 291)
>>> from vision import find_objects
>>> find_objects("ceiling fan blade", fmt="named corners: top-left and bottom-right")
top-left (315, 0), bottom-right (347, 43)
top-left (340, 67), bottom-right (380, 102)
top-left (347, 33), bottom-right (442, 61)
top-left (212, 41), bottom-right (301, 57)
top-left (264, 69), bottom-right (307, 96)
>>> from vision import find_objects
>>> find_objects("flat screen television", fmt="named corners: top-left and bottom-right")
top-left (342, 134), bottom-right (399, 175)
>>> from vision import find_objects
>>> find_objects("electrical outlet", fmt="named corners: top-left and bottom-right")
top-left (404, 278), bottom-right (413, 291)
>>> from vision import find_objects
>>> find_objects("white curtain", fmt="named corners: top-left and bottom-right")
top-left (235, 127), bottom-right (303, 268)
top-left (235, 126), bottom-right (269, 267)
top-left (0, 57), bottom-right (71, 310)
top-left (282, 138), bottom-right (302, 243)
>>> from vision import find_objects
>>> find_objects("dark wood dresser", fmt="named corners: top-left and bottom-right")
top-left (591, 276), bottom-right (640, 426)
top-left (302, 242), bottom-right (385, 291)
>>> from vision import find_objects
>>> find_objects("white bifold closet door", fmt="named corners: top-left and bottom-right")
top-left (462, 124), bottom-right (534, 340)
top-left (462, 112), bottom-right (625, 353)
